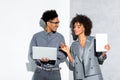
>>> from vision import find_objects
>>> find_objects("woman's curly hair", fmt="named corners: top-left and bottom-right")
top-left (70, 14), bottom-right (92, 40)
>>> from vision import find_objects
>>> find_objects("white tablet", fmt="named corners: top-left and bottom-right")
top-left (32, 46), bottom-right (57, 60)
top-left (95, 33), bottom-right (108, 52)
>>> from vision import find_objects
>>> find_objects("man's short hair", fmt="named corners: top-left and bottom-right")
top-left (41, 10), bottom-right (58, 23)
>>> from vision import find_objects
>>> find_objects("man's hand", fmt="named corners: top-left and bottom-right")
top-left (39, 58), bottom-right (49, 62)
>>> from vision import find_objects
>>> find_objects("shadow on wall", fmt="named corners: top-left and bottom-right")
top-left (26, 52), bottom-right (36, 80)
top-left (26, 61), bottom-right (36, 72)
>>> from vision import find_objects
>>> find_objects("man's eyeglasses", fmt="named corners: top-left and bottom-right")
top-left (49, 21), bottom-right (60, 24)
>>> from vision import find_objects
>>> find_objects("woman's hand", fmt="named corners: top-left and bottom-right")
top-left (102, 44), bottom-right (110, 57)
top-left (60, 43), bottom-right (70, 54)
top-left (60, 43), bottom-right (74, 62)
top-left (104, 44), bottom-right (110, 51)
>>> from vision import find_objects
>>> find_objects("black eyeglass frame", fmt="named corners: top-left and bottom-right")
top-left (49, 21), bottom-right (60, 24)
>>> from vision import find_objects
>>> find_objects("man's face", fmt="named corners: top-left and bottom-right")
top-left (47, 17), bottom-right (60, 32)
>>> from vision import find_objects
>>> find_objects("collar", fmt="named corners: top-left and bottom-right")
top-left (43, 31), bottom-right (56, 36)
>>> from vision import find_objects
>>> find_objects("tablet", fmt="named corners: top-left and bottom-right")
top-left (32, 46), bottom-right (57, 60)
top-left (95, 33), bottom-right (108, 52)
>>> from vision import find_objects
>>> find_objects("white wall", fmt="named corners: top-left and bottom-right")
top-left (70, 0), bottom-right (120, 80)
top-left (0, 0), bottom-right (70, 80)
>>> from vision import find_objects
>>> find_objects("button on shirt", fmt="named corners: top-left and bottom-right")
top-left (29, 31), bottom-right (66, 68)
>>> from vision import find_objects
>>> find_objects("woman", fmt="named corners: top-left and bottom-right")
top-left (60, 14), bottom-right (110, 80)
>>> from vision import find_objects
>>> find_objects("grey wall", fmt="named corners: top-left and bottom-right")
top-left (70, 0), bottom-right (120, 80)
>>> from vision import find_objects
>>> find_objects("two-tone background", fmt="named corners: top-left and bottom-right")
top-left (0, 0), bottom-right (119, 80)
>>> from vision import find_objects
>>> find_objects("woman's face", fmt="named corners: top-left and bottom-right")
top-left (73, 22), bottom-right (85, 36)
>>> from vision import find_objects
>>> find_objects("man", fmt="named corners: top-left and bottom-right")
top-left (29, 10), bottom-right (67, 80)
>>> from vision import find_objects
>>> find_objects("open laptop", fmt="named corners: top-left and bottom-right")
top-left (32, 46), bottom-right (57, 60)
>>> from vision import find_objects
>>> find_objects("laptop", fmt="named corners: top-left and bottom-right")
top-left (32, 46), bottom-right (57, 60)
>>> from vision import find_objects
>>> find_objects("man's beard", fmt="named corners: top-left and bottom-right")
top-left (52, 31), bottom-right (56, 33)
